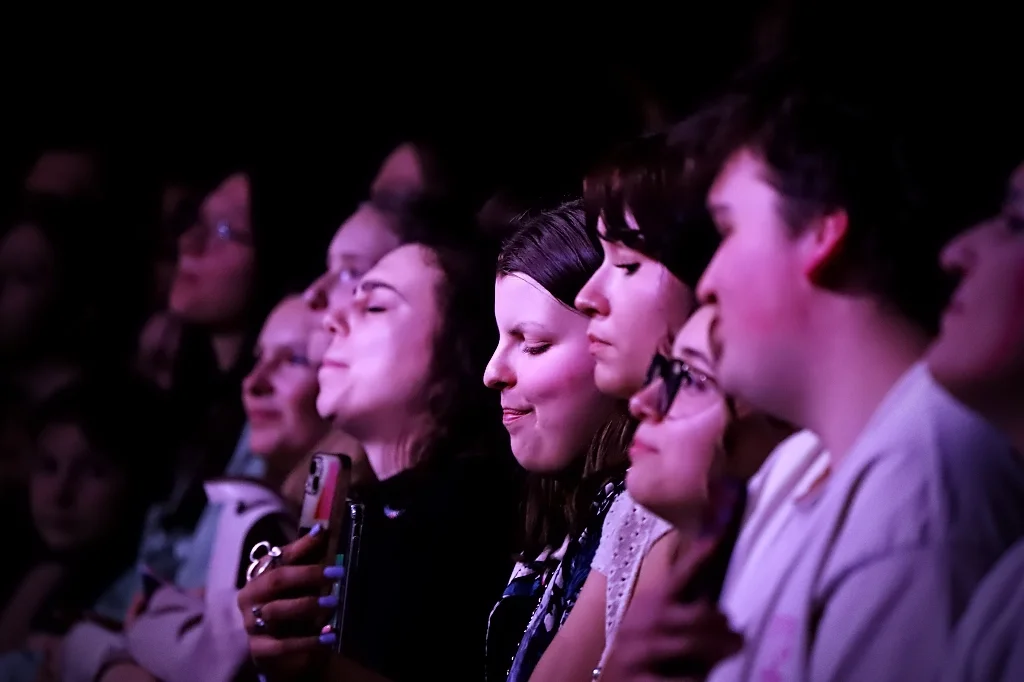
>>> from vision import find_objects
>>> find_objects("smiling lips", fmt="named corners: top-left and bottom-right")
top-left (587, 333), bottom-right (611, 355)
top-left (629, 436), bottom-right (657, 460)
top-left (502, 407), bottom-right (532, 425)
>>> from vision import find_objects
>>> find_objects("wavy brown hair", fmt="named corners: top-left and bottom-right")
top-left (496, 200), bottom-right (633, 558)
top-left (368, 193), bottom-right (510, 469)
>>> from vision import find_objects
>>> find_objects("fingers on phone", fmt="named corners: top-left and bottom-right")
top-left (250, 634), bottom-right (321, 659)
top-left (280, 528), bottom-right (326, 565)
top-left (246, 565), bottom-right (329, 604)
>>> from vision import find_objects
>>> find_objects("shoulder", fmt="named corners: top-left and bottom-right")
top-left (948, 540), bottom-right (1024, 682)
top-left (823, 367), bottom-right (1024, 575)
top-left (842, 371), bottom-right (1024, 551)
top-left (592, 489), bottom-right (666, 575)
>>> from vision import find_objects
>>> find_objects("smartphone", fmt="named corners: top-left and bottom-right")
top-left (298, 453), bottom-right (356, 652)
top-left (335, 499), bottom-right (364, 653)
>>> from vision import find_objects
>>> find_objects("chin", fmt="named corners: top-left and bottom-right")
top-left (247, 435), bottom-right (277, 458)
top-left (315, 394), bottom-right (339, 420)
top-left (593, 364), bottom-right (636, 400)
top-left (625, 467), bottom-right (659, 508)
top-left (39, 530), bottom-right (81, 555)
top-left (512, 448), bottom-right (570, 474)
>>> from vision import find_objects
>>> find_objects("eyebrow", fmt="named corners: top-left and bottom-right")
top-left (679, 346), bottom-right (714, 369)
top-left (359, 278), bottom-right (405, 300)
top-left (509, 321), bottom-right (549, 336)
top-left (330, 252), bottom-right (372, 269)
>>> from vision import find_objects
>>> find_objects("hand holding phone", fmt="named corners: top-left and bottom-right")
top-left (298, 453), bottom-right (361, 653)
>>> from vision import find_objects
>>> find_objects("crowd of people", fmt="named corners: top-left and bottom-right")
top-left (1, 42), bottom-right (1022, 682)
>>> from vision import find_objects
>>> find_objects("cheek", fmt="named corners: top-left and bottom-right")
top-left (992, 264), bottom-right (1024, 366)
top-left (78, 480), bottom-right (124, 512)
top-left (654, 406), bottom-right (727, 479)
top-left (522, 350), bottom-right (597, 411)
top-left (282, 376), bottom-right (318, 405)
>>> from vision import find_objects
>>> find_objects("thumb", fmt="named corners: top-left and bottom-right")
top-left (280, 522), bottom-right (328, 565)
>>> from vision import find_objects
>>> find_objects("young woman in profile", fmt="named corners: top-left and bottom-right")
top-left (236, 204), bottom-right (521, 682)
top-left (483, 202), bottom-right (638, 682)
top-left (509, 126), bottom-right (724, 681)
top-left (109, 295), bottom-right (335, 682)
top-left (928, 158), bottom-right (1024, 682)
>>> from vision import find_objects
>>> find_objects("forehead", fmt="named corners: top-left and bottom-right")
top-left (204, 173), bottom-right (250, 216)
top-left (365, 244), bottom-right (442, 299)
top-left (708, 149), bottom-right (777, 209)
top-left (260, 299), bottom-right (317, 345)
top-left (37, 421), bottom-right (90, 455)
top-left (329, 205), bottom-right (398, 259)
top-left (672, 307), bottom-right (715, 359)
top-left (0, 223), bottom-right (52, 261)
top-left (495, 273), bottom-right (577, 324)
top-left (373, 143), bottom-right (426, 194)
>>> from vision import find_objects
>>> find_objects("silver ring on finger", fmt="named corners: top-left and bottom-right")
top-left (246, 542), bottom-right (284, 583)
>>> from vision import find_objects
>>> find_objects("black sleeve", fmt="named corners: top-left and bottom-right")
top-left (345, 459), bottom-right (520, 682)
top-left (236, 512), bottom-right (294, 590)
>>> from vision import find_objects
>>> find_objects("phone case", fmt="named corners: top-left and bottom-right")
top-left (299, 453), bottom-right (351, 534)
top-left (299, 453), bottom-right (354, 653)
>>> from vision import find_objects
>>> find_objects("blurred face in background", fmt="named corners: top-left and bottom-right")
top-left (303, 203), bottom-right (403, 314)
top-left (371, 142), bottom-right (430, 198)
top-left (0, 222), bottom-right (57, 353)
top-left (169, 173), bottom-right (255, 327)
top-left (928, 161), bottom-right (1024, 432)
top-left (24, 149), bottom-right (101, 200)
top-left (243, 296), bottom-right (329, 463)
top-left (31, 422), bottom-right (127, 555)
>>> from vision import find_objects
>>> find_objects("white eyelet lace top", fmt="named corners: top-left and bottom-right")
top-left (592, 489), bottom-right (674, 668)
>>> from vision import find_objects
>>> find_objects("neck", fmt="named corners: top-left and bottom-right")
top-left (975, 396), bottom-right (1024, 458)
top-left (659, 505), bottom-right (702, 539)
top-left (798, 302), bottom-right (931, 465)
top-left (350, 412), bottom-right (430, 481)
top-left (211, 330), bottom-right (245, 373)
top-left (360, 438), bottom-right (416, 481)
top-left (315, 428), bottom-right (376, 487)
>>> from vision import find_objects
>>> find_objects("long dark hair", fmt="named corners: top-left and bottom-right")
top-left (496, 200), bottom-right (633, 558)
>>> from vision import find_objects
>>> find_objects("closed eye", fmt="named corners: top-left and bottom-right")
top-left (615, 263), bottom-right (640, 275)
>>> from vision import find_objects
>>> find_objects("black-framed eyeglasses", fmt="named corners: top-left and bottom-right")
top-left (643, 352), bottom-right (718, 416)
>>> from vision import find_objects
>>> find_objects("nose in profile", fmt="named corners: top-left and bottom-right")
top-left (575, 272), bottom-right (610, 318)
top-left (243, 359), bottom-right (274, 397)
top-left (629, 380), bottom-right (664, 423)
top-left (484, 349), bottom-right (515, 390)
top-left (304, 272), bottom-right (331, 312)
